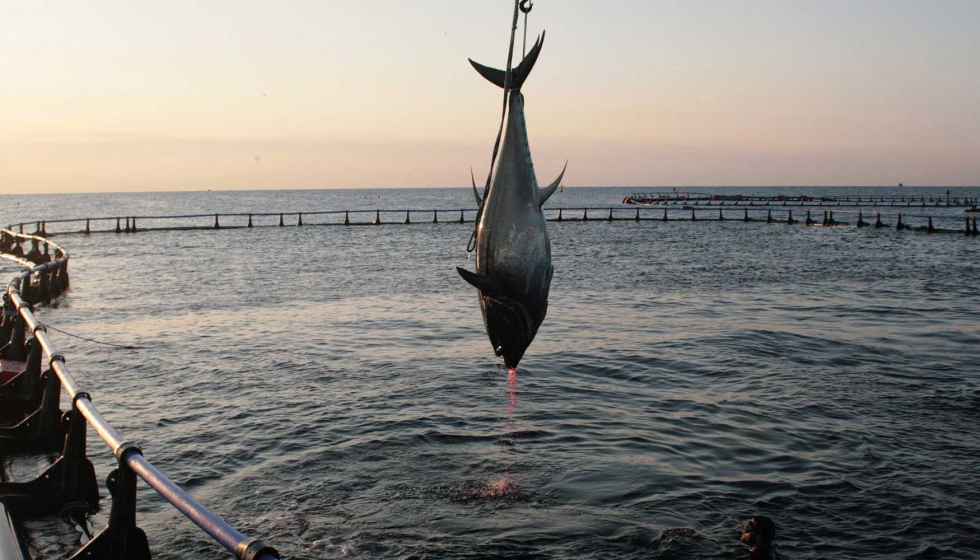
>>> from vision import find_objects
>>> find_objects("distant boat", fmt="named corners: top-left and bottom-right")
top-left (559, 184), bottom-right (563, 193)
top-left (898, 183), bottom-right (903, 187)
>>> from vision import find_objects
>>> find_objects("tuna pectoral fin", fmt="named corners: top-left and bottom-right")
top-left (471, 167), bottom-right (482, 205)
top-left (469, 31), bottom-right (545, 91)
top-left (537, 161), bottom-right (568, 207)
top-left (456, 267), bottom-right (502, 295)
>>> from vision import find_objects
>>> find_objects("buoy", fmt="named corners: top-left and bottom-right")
top-left (298, 213), bottom-right (304, 226)
top-left (214, 214), bottom-right (220, 229)
top-left (374, 210), bottom-right (381, 225)
top-left (279, 214), bottom-right (285, 227)
top-left (404, 211), bottom-right (411, 225)
top-left (433, 211), bottom-right (438, 224)
top-left (344, 211), bottom-right (350, 226)
top-left (247, 215), bottom-right (253, 228)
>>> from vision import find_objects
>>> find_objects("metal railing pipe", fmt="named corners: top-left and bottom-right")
top-left (2, 228), bottom-right (279, 559)
top-left (127, 456), bottom-right (277, 560)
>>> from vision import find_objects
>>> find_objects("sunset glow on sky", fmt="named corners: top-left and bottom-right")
top-left (2, 1), bottom-right (978, 194)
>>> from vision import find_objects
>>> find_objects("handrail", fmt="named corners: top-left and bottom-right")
top-left (1, 228), bottom-right (279, 560)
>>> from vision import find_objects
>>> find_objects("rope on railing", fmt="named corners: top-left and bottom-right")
top-left (0, 228), bottom-right (280, 560)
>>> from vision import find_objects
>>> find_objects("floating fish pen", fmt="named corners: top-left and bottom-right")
top-left (8, 207), bottom-right (978, 239)
top-left (624, 192), bottom-right (979, 208)
top-left (0, 229), bottom-right (279, 559)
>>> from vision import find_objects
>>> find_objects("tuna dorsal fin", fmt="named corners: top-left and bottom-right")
top-left (537, 161), bottom-right (567, 207)
top-left (456, 267), bottom-right (503, 295)
top-left (468, 31), bottom-right (545, 91)
top-left (471, 167), bottom-right (482, 205)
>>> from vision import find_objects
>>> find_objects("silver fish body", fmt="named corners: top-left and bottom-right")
top-left (458, 33), bottom-right (565, 369)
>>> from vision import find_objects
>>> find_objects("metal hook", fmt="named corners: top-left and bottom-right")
top-left (519, 0), bottom-right (533, 14)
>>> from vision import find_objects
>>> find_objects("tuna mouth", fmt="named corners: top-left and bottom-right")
top-left (482, 294), bottom-right (542, 369)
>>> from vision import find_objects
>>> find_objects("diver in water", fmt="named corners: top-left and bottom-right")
top-left (739, 516), bottom-right (778, 558)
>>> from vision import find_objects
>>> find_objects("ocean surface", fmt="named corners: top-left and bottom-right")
top-left (2, 186), bottom-right (979, 559)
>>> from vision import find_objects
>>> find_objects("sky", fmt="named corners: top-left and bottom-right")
top-left (2, 0), bottom-right (979, 194)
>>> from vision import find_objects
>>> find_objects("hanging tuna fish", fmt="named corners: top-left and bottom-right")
top-left (457, 0), bottom-right (566, 370)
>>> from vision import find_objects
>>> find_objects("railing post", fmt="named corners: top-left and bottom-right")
top-left (806, 210), bottom-right (813, 226)
top-left (132, 217), bottom-right (137, 233)
top-left (404, 211), bottom-right (411, 225)
top-left (556, 209), bottom-right (562, 222)
top-left (458, 210), bottom-right (465, 224)
top-left (279, 214), bottom-right (284, 227)
top-left (583, 208), bottom-right (588, 221)
top-left (927, 217), bottom-right (934, 233)
top-left (662, 208), bottom-right (668, 222)
top-left (298, 213), bottom-right (304, 226)
top-left (875, 212), bottom-right (884, 228)
top-left (344, 211), bottom-right (350, 226)
top-left (433, 210), bottom-right (438, 224)
top-left (635, 208), bottom-right (640, 221)
top-left (215, 214), bottom-right (221, 229)
top-left (743, 208), bottom-right (749, 222)
top-left (8, 303), bottom-right (27, 362)
top-left (896, 213), bottom-right (904, 231)
top-left (70, 444), bottom-right (151, 560)
top-left (374, 210), bottom-right (381, 225)
top-left (85, 219), bottom-right (91, 235)
top-left (116, 218), bottom-right (122, 233)
top-left (125, 218), bottom-right (131, 234)
top-left (248, 215), bottom-right (253, 228)
top-left (766, 209), bottom-right (772, 224)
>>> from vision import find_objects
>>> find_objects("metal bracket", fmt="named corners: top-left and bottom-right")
top-left (0, 404), bottom-right (98, 516)
top-left (69, 449), bottom-right (151, 560)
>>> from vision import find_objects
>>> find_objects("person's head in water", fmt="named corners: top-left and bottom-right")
top-left (740, 516), bottom-right (776, 556)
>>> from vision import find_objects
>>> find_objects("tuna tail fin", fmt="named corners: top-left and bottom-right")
top-left (471, 167), bottom-right (482, 205)
top-left (469, 31), bottom-right (545, 90)
top-left (537, 161), bottom-right (567, 207)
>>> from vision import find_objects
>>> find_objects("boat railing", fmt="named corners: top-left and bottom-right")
top-left (0, 227), bottom-right (279, 560)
